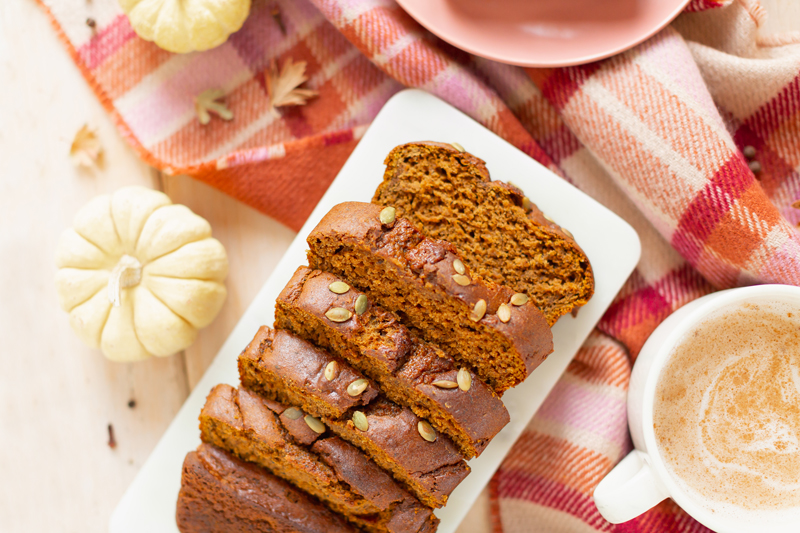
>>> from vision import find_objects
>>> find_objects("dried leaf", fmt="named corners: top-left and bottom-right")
top-left (70, 124), bottom-right (103, 167)
top-left (266, 58), bottom-right (318, 114)
top-left (195, 89), bottom-right (234, 125)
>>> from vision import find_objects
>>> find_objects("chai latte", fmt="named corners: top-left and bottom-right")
top-left (653, 301), bottom-right (800, 513)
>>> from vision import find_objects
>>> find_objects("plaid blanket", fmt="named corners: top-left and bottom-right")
top-left (39, 0), bottom-right (800, 530)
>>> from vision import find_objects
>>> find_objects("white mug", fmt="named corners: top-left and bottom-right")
top-left (593, 284), bottom-right (800, 533)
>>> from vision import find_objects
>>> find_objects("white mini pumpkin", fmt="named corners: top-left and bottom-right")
top-left (55, 186), bottom-right (228, 362)
top-left (119, 0), bottom-right (252, 54)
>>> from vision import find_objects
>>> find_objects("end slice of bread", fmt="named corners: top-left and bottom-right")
top-left (373, 141), bottom-right (594, 326)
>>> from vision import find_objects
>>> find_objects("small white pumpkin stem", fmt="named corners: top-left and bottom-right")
top-left (107, 255), bottom-right (143, 307)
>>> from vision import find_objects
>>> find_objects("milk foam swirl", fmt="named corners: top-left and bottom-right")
top-left (654, 302), bottom-right (800, 511)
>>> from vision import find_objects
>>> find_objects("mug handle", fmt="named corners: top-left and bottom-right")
top-left (593, 450), bottom-right (670, 524)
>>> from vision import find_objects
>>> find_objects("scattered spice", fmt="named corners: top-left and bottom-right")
top-left (70, 124), bottom-right (103, 168)
top-left (86, 17), bottom-right (96, 29)
top-left (127, 399), bottom-right (136, 409)
top-left (265, 58), bottom-right (318, 115)
top-left (107, 423), bottom-right (117, 449)
top-left (270, 5), bottom-right (287, 35)
top-left (743, 145), bottom-right (756, 159)
top-left (748, 160), bottom-right (762, 174)
top-left (194, 89), bottom-right (234, 125)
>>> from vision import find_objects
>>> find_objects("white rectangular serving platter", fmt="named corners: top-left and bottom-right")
top-left (111, 89), bottom-right (640, 533)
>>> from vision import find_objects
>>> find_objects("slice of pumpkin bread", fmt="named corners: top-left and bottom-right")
top-left (199, 384), bottom-right (438, 533)
top-left (275, 265), bottom-right (509, 458)
top-left (177, 443), bottom-right (356, 533)
top-left (306, 201), bottom-right (554, 393)
top-left (323, 397), bottom-right (470, 509)
top-left (373, 141), bottom-right (594, 326)
top-left (237, 325), bottom-right (470, 508)
top-left (238, 326), bottom-right (378, 419)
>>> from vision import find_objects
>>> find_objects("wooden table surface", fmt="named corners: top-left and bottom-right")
top-left (1, 1), bottom-right (796, 532)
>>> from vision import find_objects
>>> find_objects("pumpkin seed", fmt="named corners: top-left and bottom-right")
top-left (304, 415), bottom-right (326, 434)
top-left (450, 142), bottom-right (465, 152)
top-left (470, 299), bottom-right (487, 322)
top-left (355, 294), bottom-right (368, 315)
top-left (453, 258), bottom-right (466, 275)
top-left (325, 307), bottom-right (352, 323)
top-left (562, 227), bottom-right (574, 239)
top-left (347, 378), bottom-right (369, 397)
top-left (328, 281), bottom-right (350, 294)
top-left (283, 407), bottom-right (303, 420)
top-left (452, 274), bottom-right (471, 286)
top-left (379, 206), bottom-right (396, 225)
top-left (432, 380), bottom-right (458, 389)
top-left (324, 361), bottom-right (339, 381)
top-left (522, 196), bottom-right (533, 212)
top-left (510, 293), bottom-right (529, 306)
top-left (542, 212), bottom-right (555, 223)
top-left (457, 368), bottom-right (472, 391)
top-left (417, 420), bottom-right (437, 442)
top-left (497, 303), bottom-right (511, 323)
top-left (353, 411), bottom-right (369, 432)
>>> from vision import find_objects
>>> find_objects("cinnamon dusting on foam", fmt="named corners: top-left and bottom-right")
top-left (654, 302), bottom-right (800, 513)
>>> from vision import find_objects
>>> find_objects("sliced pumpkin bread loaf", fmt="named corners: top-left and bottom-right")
top-left (306, 201), bottom-right (554, 393)
top-left (238, 326), bottom-right (378, 419)
top-left (177, 443), bottom-right (356, 533)
top-left (200, 384), bottom-right (438, 533)
top-left (237, 326), bottom-right (470, 508)
top-left (323, 397), bottom-right (470, 508)
top-left (275, 265), bottom-right (509, 458)
top-left (373, 141), bottom-right (594, 326)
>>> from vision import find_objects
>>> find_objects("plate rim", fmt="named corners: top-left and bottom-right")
top-left (395, 0), bottom-right (692, 67)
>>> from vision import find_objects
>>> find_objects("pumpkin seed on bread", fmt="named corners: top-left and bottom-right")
top-left (238, 326), bottom-right (378, 419)
top-left (306, 201), bottom-right (553, 393)
top-left (199, 384), bottom-right (438, 533)
top-left (275, 266), bottom-right (510, 459)
top-left (373, 141), bottom-right (594, 326)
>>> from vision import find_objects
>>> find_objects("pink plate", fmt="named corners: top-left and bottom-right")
top-left (397, 0), bottom-right (692, 67)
